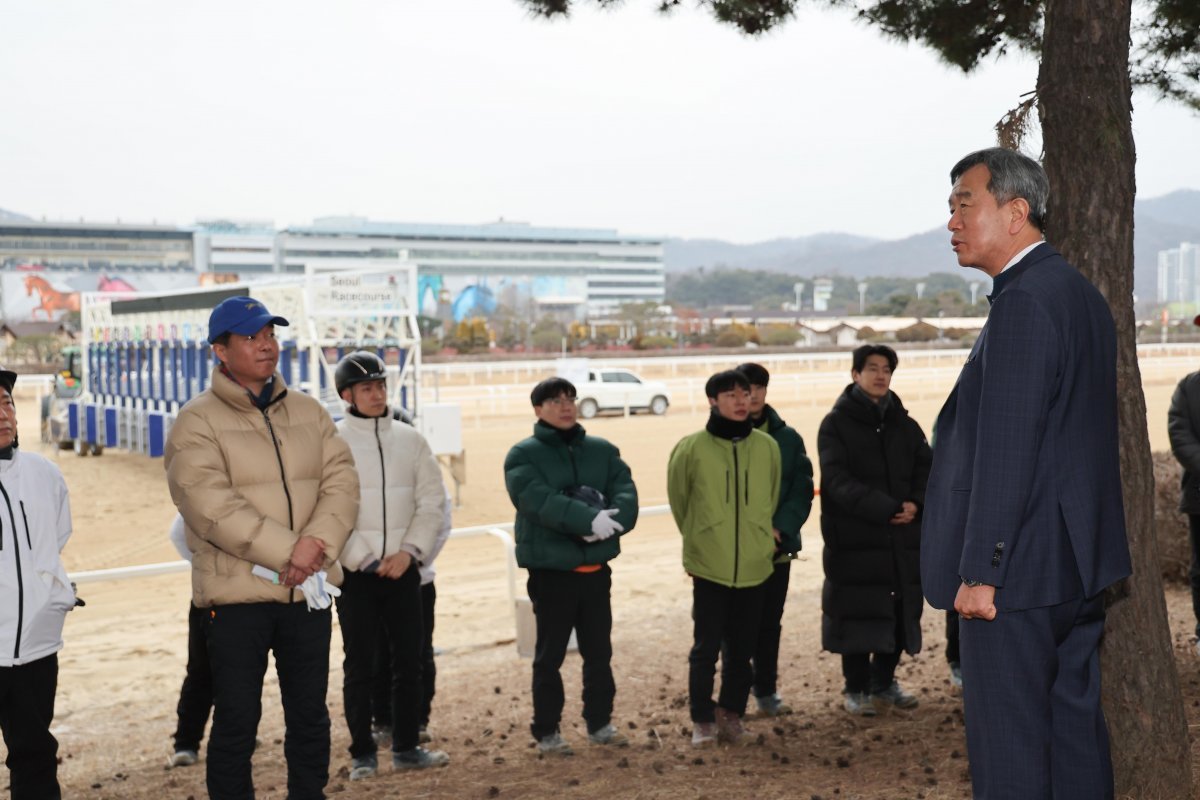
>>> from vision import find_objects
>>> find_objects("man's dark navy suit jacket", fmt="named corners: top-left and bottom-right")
top-left (921, 243), bottom-right (1132, 611)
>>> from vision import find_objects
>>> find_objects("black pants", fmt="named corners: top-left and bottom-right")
top-left (750, 561), bottom-right (791, 698)
top-left (337, 567), bottom-right (424, 756)
top-left (526, 566), bottom-right (615, 740)
top-left (841, 597), bottom-right (908, 694)
top-left (690, 576), bottom-right (765, 723)
top-left (371, 580), bottom-right (437, 729)
top-left (174, 602), bottom-right (214, 753)
top-left (945, 609), bottom-right (961, 665)
top-left (0, 654), bottom-right (60, 800)
top-left (1188, 515), bottom-right (1200, 637)
top-left (205, 601), bottom-right (332, 800)
top-left (419, 581), bottom-right (436, 725)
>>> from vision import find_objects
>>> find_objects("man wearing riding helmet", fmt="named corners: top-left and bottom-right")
top-left (332, 351), bottom-right (449, 780)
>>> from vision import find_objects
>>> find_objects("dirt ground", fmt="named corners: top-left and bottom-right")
top-left (7, 354), bottom-right (1200, 800)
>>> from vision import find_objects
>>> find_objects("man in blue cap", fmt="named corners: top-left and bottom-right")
top-left (165, 296), bottom-right (360, 800)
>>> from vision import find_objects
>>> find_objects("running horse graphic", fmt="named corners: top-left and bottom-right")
top-left (24, 274), bottom-right (81, 319)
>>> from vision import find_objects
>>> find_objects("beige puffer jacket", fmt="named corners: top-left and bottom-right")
top-left (165, 368), bottom-right (360, 607)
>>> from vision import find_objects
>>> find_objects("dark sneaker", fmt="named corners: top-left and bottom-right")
top-left (349, 754), bottom-right (378, 781)
top-left (690, 721), bottom-right (718, 748)
top-left (843, 691), bottom-right (878, 716)
top-left (872, 681), bottom-right (919, 709)
top-left (393, 746), bottom-right (449, 770)
top-left (714, 707), bottom-right (753, 746)
top-left (587, 723), bottom-right (629, 747)
top-left (754, 693), bottom-right (793, 717)
top-left (536, 732), bottom-right (574, 756)
top-left (168, 749), bottom-right (198, 768)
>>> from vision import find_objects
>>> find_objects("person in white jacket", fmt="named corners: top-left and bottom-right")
top-left (0, 367), bottom-right (76, 800)
top-left (333, 351), bottom-right (449, 781)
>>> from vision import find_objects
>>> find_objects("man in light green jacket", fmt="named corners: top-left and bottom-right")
top-left (667, 370), bottom-right (780, 749)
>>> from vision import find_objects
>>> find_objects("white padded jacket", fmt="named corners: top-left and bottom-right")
top-left (336, 413), bottom-right (446, 572)
top-left (0, 451), bottom-right (75, 667)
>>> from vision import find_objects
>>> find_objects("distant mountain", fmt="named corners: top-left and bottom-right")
top-left (0, 208), bottom-right (32, 222)
top-left (664, 190), bottom-right (1200, 299)
top-left (665, 233), bottom-right (879, 272)
top-left (665, 229), bottom-right (966, 280)
top-left (1137, 190), bottom-right (1200, 229)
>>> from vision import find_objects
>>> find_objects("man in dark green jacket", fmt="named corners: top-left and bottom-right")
top-left (736, 362), bottom-right (813, 717)
top-left (668, 370), bottom-right (781, 748)
top-left (504, 377), bottom-right (638, 757)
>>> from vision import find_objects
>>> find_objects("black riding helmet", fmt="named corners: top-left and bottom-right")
top-left (334, 351), bottom-right (387, 395)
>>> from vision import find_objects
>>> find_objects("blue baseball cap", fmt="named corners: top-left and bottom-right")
top-left (207, 296), bottom-right (289, 344)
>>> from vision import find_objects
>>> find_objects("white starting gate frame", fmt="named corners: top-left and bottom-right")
top-left (68, 259), bottom-right (422, 457)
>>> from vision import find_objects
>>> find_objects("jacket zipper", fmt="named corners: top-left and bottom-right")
top-left (375, 418), bottom-right (387, 556)
top-left (261, 408), bottom-right (296, 599)
top-left (0, 482), bottom-right (24, 660)
top-left (567, 444), bottom-right (579, 485)
top-left (732, 440), bottom-right (740, 585)
top-left (876, 419), bottom-right (902, 595)
top-left (19, 502), bottom-right (31, 549)
top-left (261, 410), bottom-right (294, 530)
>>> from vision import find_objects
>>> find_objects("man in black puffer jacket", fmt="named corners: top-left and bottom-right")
top-left (817, 345), bottom-right (932, 716)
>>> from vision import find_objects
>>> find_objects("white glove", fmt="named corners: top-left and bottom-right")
top-left (298, 571), bottom-right (341, 611)
top-left (587, 508), bottom-right (624, 541)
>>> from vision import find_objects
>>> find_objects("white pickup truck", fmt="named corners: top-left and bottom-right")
top-left (575, 368), bottom-right (671, 419)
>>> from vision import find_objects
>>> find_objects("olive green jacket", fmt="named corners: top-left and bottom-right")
top-left (667, 427), bottom-right (780, 588)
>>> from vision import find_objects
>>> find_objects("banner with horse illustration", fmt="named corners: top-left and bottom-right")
top-left (0, 271), bottom-right (204, 323)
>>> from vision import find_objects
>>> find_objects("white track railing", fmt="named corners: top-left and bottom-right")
top-left (68, 505), bottom-right (675, 636)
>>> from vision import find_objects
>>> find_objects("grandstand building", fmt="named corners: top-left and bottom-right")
top-left (0, 219), bottom-right (194, 273)
top-left (277, 217), bottom-right (665, 321)
top-left (0, 215), bottom-right (664, 324)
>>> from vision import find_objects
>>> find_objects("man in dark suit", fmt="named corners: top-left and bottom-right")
top-left (921, 147), bottom-right (1132, 800)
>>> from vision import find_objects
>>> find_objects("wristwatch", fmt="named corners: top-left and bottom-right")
top-left (962, 579), bottom-right (986, 587)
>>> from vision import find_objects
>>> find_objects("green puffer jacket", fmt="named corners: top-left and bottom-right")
top-left (757, 404), bottom-right (814, 561)
top-left (504, 422), bottom-right (638, 571)
top-left (667, 427), bottom-right (781, 588)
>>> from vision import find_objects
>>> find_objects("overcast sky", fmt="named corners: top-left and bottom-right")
top-left (1, 1), bottom-right (1196, 244)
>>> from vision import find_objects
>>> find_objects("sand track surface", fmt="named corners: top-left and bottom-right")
top-left (4, 351), bottom-right (1197, 799)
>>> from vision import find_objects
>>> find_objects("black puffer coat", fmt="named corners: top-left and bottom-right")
top-left (818, 385), bottom-right (932, 655)
top-left (1168, 371), bottom-right (1200, 515)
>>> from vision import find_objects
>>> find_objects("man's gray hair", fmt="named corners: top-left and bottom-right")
top-left (951, 147), bottom-right (1049, 232)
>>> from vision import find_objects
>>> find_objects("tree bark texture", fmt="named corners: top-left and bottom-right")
top-left (1038, 0), bottom-right (1192, 796)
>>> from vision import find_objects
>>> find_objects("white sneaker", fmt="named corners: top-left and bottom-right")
top-left (169, 749), bottom-right (198, 768)
top-left (536, 732), bottom-right (574, 756)
top-left (587, 723), bottom-right (629, 746)
top-left (690, 721), bottom-right (717, 748)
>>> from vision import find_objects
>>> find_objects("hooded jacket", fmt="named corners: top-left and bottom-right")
top-left (818, 385), bottom-right (931, 655)
top-left (504, 422), bottom-right (638, 571)
top-left (336, 412), bottom-right (446, 572)
top-left (755, 404), bottom-right (813, 559)
top-left (165, 368), bottom-right (359, 607)
top-left (0, 451), bottom-right (75, 667)
top-left (668, 422), bottom-right (781, 589)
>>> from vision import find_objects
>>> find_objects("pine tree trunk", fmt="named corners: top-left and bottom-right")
top-left (1038, 0), bottom-right (1192, 796)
